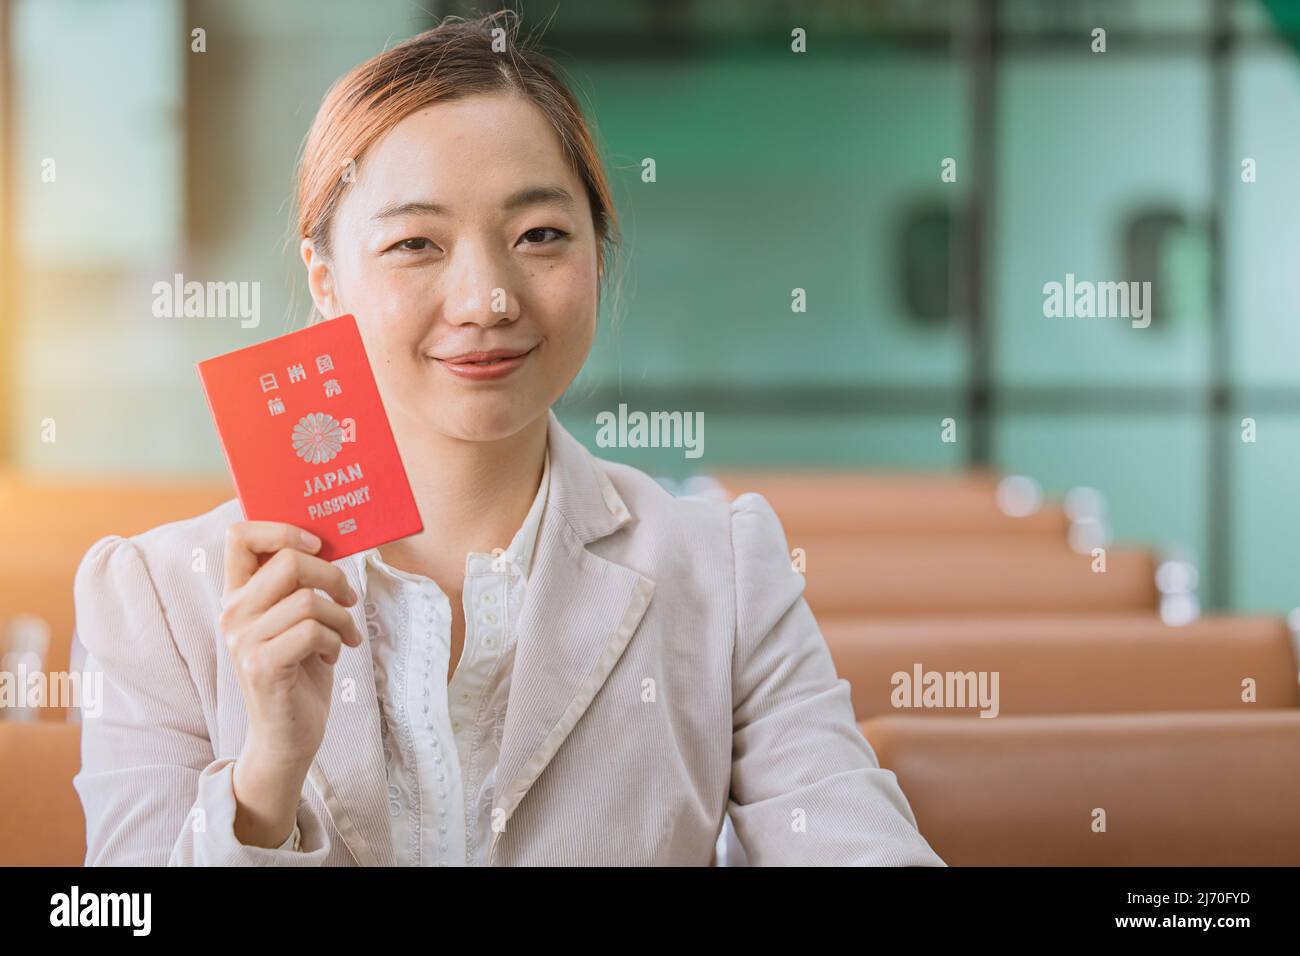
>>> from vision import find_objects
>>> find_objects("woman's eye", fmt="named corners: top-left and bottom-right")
top-left (393, 237), bottom-right (433, 252)
top-left (519, 227), bottom-right (568, 246)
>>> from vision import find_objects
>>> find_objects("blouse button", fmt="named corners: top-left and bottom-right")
top-left (484, 637), bottom-right (495, 649)
top-left (482, 592), bottom-right (497, 606)
top-left (482, 612), bottom-right (498, 626)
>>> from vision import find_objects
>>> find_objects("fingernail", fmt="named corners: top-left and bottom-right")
top-left (300, 531), bottom-right (322, 550)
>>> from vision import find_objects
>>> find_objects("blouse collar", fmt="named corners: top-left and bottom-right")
top-left (356, 443), bottom-right (551, 599)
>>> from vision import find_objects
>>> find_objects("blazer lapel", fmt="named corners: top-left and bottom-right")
top-left (488, 412), bottom-right (656, 864)
top-left (307, 551), bottom-right (394, 866)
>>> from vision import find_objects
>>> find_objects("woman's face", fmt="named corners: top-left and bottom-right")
top-left (303, 92), bottom-right (600, 443)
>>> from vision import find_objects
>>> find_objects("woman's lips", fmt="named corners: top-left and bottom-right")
top-left (431, 346), bottom-right (535, 381)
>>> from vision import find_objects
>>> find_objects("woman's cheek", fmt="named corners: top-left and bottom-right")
top-left (543, 317), bottom-right (585, 366)
top-left (547, 322), bottom-right (595, 396)
top-left (575, 304), bottom-right (600, 360)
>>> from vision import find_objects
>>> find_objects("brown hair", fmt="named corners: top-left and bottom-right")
top-left (294, 9), bottom-right (619, 282)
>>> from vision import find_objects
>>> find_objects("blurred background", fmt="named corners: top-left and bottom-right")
top-left (3, 0), bottom-right (1300, 867)
top-left (3, 0), bottom-right (1299, 612)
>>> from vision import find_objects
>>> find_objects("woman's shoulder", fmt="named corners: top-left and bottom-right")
top-left (78, 497), bottom-right (243, 577)
top-left (74, 498), bottom-right (243, 628)
top-left (70, 497), bottom-right (242, 675)
top-left (593, 458), bottom-right (795, 568)
top-left (591, 459), bottom-right (807, 650)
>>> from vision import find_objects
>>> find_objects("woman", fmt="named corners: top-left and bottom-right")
top-left (72, 11), bottom-right (944, 867)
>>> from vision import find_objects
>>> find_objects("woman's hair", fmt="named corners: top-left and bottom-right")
top-left (293, 9), bottom-right (620, 285)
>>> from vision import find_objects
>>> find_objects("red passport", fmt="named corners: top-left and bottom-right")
top-left (196, 313), bottom-right (423, 562)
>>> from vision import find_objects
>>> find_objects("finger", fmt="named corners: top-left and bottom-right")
top-left (237, 548), bottom-right (358, 622)
top-left (260, 619), bottom-right (345, 671)
top-left (245, 587), bottom-right (363, 649)
top-left (224, 521), bottom-right (322, 592)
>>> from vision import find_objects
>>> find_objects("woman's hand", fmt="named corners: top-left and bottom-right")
top-left (219, 520), bottom-right (363, 847)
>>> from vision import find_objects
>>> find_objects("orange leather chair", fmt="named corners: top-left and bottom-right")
top-left (801, 538), bottom-right (1158, 616)
top-left (4, 467), bottom-right (1296, 867)
top-left (825, 613), bottom-right (1300, 719)
top-left (712, 469), bottom-right (1069, 539)
top-left (0, 472), bottom-right (233, 719)
top-left (863, 710), bottom-right (1300, 865)
top-left (0, 720), bottom-right (84, 866)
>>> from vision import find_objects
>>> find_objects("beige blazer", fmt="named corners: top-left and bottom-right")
top-left (72, 410), bottom-right (944, 866)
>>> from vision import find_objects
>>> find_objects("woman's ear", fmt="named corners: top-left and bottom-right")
top-left (300, 237), bottom-right (340, 320)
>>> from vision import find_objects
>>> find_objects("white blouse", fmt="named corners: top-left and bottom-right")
top-left (277, 448), bottom-right (550, 864)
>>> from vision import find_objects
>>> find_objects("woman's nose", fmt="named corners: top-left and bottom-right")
top-left (443, 245), bottom-right (518, 327)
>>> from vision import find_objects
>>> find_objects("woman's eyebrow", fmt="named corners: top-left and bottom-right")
top-left (502, 184), bottom-right (576, 212)
top-left (371, 185), bottom-right (575, 222)
top-left (371, 200), bottom-right (448, 221)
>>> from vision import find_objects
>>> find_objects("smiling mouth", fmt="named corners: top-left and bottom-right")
top-left (427, 345), bottom-right (537, 380)
top-left (430, 346), bottom-right (536, 365)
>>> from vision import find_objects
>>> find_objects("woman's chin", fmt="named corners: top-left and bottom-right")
top-left (423, 398), bottom-right (541, 444)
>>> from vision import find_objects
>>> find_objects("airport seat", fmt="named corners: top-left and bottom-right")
top-left (801, 538), bottom-right (1159, 616)
top-left (0, 720), bottom-right (85, 866)
top-left (0, 471), bottom-right (234, 543)
top-left (3, 467), bottom-right (1295, 867)
top-left (861, 709), bottom-right (1300, 865)
top-left (11, 706), bottom-right (1300, 867)
top-left (711, 469), bottom-right (1070, 539)
top-left (825, 613), bottom-right (1300, 719)
top-left (0, 472), bottom-right (234, 719)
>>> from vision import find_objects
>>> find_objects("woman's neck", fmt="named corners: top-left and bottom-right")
top-left (376, 409), bottom-right (549, 586)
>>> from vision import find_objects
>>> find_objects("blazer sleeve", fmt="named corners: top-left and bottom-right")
top-left (72, 533), bottom-right (330, 866)
top-left (725, 493), bottom-right (946, 866)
